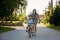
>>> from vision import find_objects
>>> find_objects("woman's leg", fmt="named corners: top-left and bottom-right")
top-left (35, 25), bottom-right (36, 34)
top-left (34, 23), bottom-right (37, 36)
top-left (26, 25), bottom-right (29, 32)
top-left (32, 24), bottom-right (36, 36)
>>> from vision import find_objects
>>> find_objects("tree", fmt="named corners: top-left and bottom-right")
top-left (49, 1), bottom-right (60, 26)
top-left (0, 0), bottom-right (27, 22)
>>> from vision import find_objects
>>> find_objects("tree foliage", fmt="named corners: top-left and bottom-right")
top-left (49, 6), bottom-right (60, 26)
top-left (17, 13), bottom-right (26, 21)
top-left (0, 0), bottom-right (27, 21)
top-left (43, 1), bottom-right (60, 26)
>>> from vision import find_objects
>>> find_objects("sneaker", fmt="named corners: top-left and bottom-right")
top-left (32, 32), bottom-right (36, 36)
top-left (34, 33), bottom-right (36, 36)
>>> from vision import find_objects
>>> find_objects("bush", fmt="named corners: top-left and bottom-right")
top-left (42, 16), bottom-right (50, 24)
top-left (49, 6), bottom-right (60, 26)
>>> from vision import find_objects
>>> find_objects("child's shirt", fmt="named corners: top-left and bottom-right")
top-left (27, 19), bottom-right (33, 26)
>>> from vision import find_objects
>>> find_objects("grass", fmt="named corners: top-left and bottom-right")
top-left (0, 27), bottom-right (15, 33)
top-left (0, 21), bottom-right (24, 26)
top-left (47, 24), bottom-right (60, 31)
top-left (0, 21), bottom-right (21, 23)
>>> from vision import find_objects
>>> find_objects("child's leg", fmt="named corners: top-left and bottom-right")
top-left (26, 25), bottom-right (29, 32)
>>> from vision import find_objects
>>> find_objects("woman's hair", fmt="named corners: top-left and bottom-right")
top-left (32, 9), bottom-right (37, 14)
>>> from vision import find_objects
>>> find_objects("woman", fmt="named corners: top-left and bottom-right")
top-left (31, 9), bottom-right (39, 36)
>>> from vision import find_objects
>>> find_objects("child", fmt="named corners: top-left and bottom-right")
top-left (26, 15), bottom-right (33, 32)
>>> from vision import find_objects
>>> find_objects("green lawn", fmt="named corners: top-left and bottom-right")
top-left (0, 27), bottom-right (15, 33)
top-left (47, 25), bottom-right (60, 31)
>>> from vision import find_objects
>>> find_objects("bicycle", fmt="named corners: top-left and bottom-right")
top-left (27, 24), bottom-right (35, 38)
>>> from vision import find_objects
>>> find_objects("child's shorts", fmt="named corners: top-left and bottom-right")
top-left (28, 25), bottom-right (31, 27)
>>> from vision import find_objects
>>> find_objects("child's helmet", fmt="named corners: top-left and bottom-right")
top-left (28, 14), bottom-right (32, 17)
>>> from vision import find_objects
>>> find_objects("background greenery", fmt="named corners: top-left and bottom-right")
top-left (42, 1), bottom-right (60, 31)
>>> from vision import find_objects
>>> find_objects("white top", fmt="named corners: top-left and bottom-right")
top-left (27, 19), bottom-right (33, 25)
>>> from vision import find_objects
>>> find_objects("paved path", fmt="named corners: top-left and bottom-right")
top-left (0, 23), bottom-right (60, 40)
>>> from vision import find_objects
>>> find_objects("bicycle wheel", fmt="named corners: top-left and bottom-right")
top-left (28, 28), bottom-right (32, 38)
